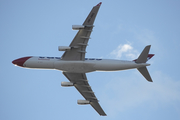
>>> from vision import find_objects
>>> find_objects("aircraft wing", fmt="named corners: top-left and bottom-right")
top-left (63, 72), bottom-right (106, 116)
top-left (61, 2), bottom-right (102, 60)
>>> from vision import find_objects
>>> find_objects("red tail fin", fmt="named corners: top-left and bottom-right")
top-left (133, 54), bottom-right (154, 62)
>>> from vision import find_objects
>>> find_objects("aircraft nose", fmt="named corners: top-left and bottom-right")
top-left (12, 57), bottom-right (32, 67)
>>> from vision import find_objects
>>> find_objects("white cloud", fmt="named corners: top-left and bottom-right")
top-left (110, 43), bottom-right (139, 60)
top-left (100, 71), bottom-right (180, 116)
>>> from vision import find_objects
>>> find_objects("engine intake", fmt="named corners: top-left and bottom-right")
top-left (61, 82), bottom-right (74, 87)
top-left (58, 46), bottom-right (71, 51)
top-left (72, 25), bottom-right (85, 30)
top-left (77, 100), bottom-right (90, 105)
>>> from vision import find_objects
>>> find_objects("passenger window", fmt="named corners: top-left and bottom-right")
top-left (96, 59), bottom-right (102, 60)
top-left (55, 57), bottom-right (61, 59)
top-left (89, 58), bottom-right (95, 60)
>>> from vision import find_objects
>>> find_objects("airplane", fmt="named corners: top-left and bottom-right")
top-left (12, 2), bottom-right (154, 116)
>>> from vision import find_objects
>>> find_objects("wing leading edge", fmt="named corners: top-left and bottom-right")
top-left (63, 72), bottom-right (106, 116)
top-left (61, 2), bottom-right (102, 61)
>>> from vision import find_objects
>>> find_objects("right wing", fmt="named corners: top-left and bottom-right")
top-left (61, 2), bottom-right (102, 61)
top-left (63, 72), bottom-right (107, 116)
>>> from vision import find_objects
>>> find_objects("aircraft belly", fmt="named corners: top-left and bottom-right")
top-left (54, 61), bottom-right (95, 73)
top-left (94, 61), bottom-right (146, 71)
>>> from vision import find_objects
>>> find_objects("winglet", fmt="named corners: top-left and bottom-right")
top-left (96, 2), bottom-right (102, 6)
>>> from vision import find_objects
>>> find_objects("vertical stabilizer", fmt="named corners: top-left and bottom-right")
top-left (136, 45), bottom-right (151, 63)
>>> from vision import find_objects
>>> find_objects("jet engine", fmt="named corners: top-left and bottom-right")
top-left (72, 25), bottom-right (85, 30)
top-left (61, 82), bottom-right (74, 87)
top-left (77, 100), bottom-right (90, 105)
top-left (58, 46), bottom-right (71, 51)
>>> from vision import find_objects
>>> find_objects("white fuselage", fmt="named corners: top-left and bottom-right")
top-left (23, 56), bottom-right (150, 73)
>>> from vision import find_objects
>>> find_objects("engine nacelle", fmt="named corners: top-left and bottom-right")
top-left (61, 82), bottom-right (74, 87)
top-left (77, 100), bottom-right (90, 105)
top-left (72, 25), bottom-right (85, 30)
top-left (58, 46), bottom-right (71, 51)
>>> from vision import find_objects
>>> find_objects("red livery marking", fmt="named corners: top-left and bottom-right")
top-left (96, 2), bottom-right (102, 6)
top-left (12, 56), bottom-right (32, 67)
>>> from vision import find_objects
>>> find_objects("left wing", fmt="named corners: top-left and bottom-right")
top-left (63, 72), bottom-right (107, 116)
top-left (61, 2), bottom-right (102, 60)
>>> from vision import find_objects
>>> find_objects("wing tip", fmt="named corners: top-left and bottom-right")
top-left (96, 2), bottom-right (102, 6)
top-left (100, 114), bottom-right (107, 116)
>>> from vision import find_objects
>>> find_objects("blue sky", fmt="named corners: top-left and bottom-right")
top-left (1, 0), bottom-right (180, 120)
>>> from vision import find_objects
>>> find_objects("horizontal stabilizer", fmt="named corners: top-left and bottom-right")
top-left (137, 67), bottom-right (153, 82)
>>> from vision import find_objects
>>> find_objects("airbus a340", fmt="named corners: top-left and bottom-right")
top-left (12, 2), bottom-right (154, 116)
